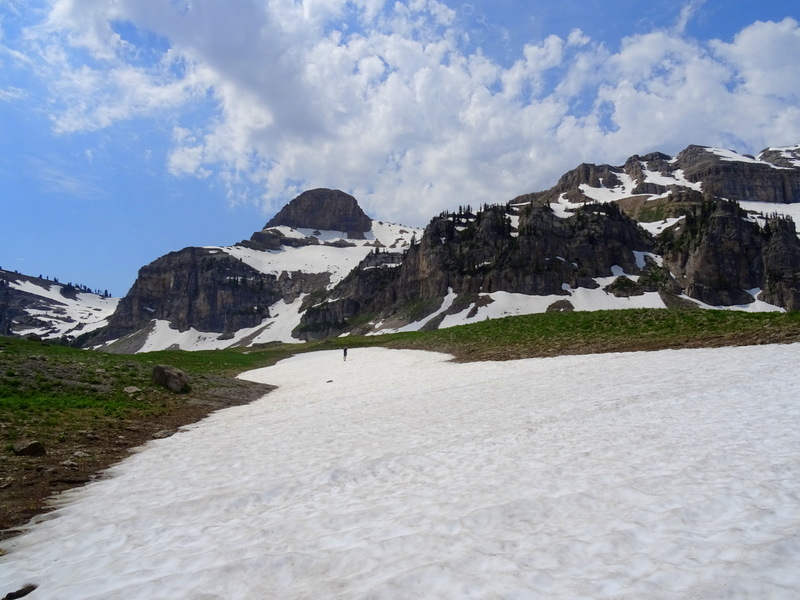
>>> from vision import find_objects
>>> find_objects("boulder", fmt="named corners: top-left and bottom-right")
top-left (12, 440), bottom-right (46, 457)
top-left (152, 429), bottom-right (177, 439)
top-left (152, 365), bottom-right (191, 393)
top-left (2, 584), bottom-right (38, 600)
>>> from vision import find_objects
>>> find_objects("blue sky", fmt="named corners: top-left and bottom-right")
top-left (1, 0), bottom-right (799, 296)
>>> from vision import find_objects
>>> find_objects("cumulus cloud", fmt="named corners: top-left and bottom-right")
top-left (12, 1), bottom-right (800, 224)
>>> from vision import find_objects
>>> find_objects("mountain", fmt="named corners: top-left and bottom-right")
top-left (6, 144), bottom-right (800, 352)
top-left (88, 189), bottom-right (420, 352)
top-left (0, 270), bottom-right (118, 342)
top-left (297, 144), bottom-right (800, 338)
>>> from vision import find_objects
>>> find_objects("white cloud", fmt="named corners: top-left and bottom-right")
top-left (674, 0), bottom-right (706, 35)
top-left (712, 17), bottom-right (800, 101)
top-left (566, 28), bottom-right (590, 48)
top-left (12, 2), bottom-right (800, 224)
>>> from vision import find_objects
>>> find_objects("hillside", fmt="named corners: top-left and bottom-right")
top-left (0, 270), bottom-right (118, 343)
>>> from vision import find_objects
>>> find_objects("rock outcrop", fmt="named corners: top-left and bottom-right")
top-left (94, 247), bottom-right (282, 345)
top-left (660, 200), bottom-right (800, 309)
top-left (676, 145), bottom-right (800, 204)
top-left (525, 145), bottom-right (800, 208)
top-left (152, 365), bottom-right (191, 393)
top-left (297, 202), bottom-right (656, 339)
top-left (265, 188), bottom-right (372, 237)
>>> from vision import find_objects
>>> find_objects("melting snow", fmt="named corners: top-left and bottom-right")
top-left (2, 344), bottom-right (800, 598)
top-left (8, 279), bottom-right (119, 339)
top-left (707, 147), bottom-right (795, 170)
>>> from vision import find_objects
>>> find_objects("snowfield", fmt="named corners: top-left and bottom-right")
top-left (2, 344), bottom-right (800, 599)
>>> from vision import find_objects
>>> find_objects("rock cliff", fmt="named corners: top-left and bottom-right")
top-left (95, 247), bottom-right (282, 345)
top-left (297, 202), bottom-right (657, 339)
top-left (676, 145), bottom-right (800, 203)
top-left (660, 200), bottom-right (800, 309)
top-left (265, 188), bottom-right (372, 236)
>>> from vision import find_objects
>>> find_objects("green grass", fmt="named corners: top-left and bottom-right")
top-left (377, 308), bottom-right (800, 361)
top-left (3, 308), bottom-right (800, 435)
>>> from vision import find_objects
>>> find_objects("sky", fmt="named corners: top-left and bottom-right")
top-left (1, 0), bottom-right (799, 296)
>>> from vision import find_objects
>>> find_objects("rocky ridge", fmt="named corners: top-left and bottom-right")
top-left (297, 144), bottom-right (800, 338)
top-left (6, 143), bottom-right (800, 351)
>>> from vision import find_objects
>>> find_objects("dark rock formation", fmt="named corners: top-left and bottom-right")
top-left (152, 365), bottom-right (191, 393)
top-left (12, 440), bottom-right (46, 457)
top-left (265, 188), bottom-right (372, 237)
top-left (296, 202), bottom-right (655, 339)
top-left (525, 145), bottom-right (800, 209)
top-left (517, 164), bottom-right (626, 205)
top-left (660, 200), bottom-right (800, 308)
top-left (2, 584), bottom-right (38, 600)
top-left (676, 145), bottom-right (800, 204)
top-left (758, 146), bottom-right (800, 169)
top-left (92, 247), bottom-right (282, 346)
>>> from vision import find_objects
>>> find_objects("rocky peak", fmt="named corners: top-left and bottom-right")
top-left (757, 145), bottom-right (800, 169)
top-left (265, 189), bottom-right (372, 237)
top-left (673, 145), bottom-right (800, 203)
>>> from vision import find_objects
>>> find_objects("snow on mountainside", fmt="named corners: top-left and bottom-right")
top-left (98, 218), bottom-right (422, 353)
top-left (298, 145), bottom-right (800, 340)
top-left (211, 222), bottom-right (415, 288)
top-left (552, 144), bottom-right (800, 220)
top-left (8, 144), bottom-right (800, 352)
top-left (0, 269), bottom-right (119, 342)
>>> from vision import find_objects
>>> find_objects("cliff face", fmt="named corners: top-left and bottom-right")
top-left (297, 202), bottom-right (656, 339)
top-left (676, 145), bottom-right (800, 204)
top-left (524, 145), bottom-right (800, 207)
top-left (100, 248), bottom-right (282, 342)
top-left (661, 200), bottom-right (800, 309)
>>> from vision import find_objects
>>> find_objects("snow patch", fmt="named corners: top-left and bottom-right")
top-left (2, 345), bottom-right (799, 598)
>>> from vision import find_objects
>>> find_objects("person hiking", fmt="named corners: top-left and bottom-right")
top-left (343, 347), bottom-right (348, 361)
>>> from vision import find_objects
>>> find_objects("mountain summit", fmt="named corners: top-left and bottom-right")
top-left (265, 188), bottom-right (372, 237)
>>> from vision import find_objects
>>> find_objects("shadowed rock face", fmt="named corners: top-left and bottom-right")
top-left (661, 200), bottom-right (800, 310)
top-left (296, 203), bottom-right (657, 339)
top-left (676, 145), bottom-right (800, 204)
top-left (97, 247), bottom-right (283, 342)
top-left (265, 188), bottom-right (372, 236)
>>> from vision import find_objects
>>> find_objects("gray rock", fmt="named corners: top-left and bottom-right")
top-left (13, 440), bottom-right (45, 457)
top-left (152, 429), bottom-right (177, 439)
top-left (265, 188), bottom-right (372, 235)
top-left (152, 365), bottom-right (191, 393)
